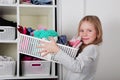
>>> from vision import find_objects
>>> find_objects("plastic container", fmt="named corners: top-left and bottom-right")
top-left (0, 61), bottom-right (16, 76)
top-left (0, 26), bottom-right (15, 40)
top-left (0, 0), bottom-right (16, 4)
top-left (21, 61), bottom-right (50, 76)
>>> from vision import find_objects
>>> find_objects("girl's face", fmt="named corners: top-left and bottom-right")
top-left (79, 21), bottom-right (97, 45)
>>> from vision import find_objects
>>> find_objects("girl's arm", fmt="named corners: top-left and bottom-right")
top-left (54, 45), bottom-right (99, 73)
top-left (38, 38), bottom-right (99, 73)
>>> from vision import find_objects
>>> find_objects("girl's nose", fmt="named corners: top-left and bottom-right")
top-left (83, 32), bottom-right (87, 36)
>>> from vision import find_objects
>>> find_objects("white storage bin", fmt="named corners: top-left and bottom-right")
top-left (0, 61), bottom-right (16, 76)
top-left (0, 26), bottom-right (15, 40)
top-left (19, 34), bottom-right (78, 62)
top-left (21, 61), bottom-right (51, 76)
top-left (0, 0), bottom-right (16, 4)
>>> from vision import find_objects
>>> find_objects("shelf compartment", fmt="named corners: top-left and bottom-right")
top-left (0, 43), bottom-right (17, 60)
top-left (0, 6), bottom-right (17, 15)
top-left (19, 7), bottom-right (54, 30)
top-left (0, 6), bottom-right (17, 27)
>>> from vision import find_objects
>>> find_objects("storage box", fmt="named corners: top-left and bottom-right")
top-left (19, 34), bottom-right (78, 62)
top-left (0, 0), bottom-right (16, 4)
top-left (21, 61), bottom-right (51, 76)
top-left (0, 61), bottom-right (16, 76)
top-left (0, 26), bottom-right (15, 40)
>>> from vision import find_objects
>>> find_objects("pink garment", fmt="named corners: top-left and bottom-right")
top-left (23, 27), bottom-right (27, 34)
top-left (69, 36), bottom-right (81, 48)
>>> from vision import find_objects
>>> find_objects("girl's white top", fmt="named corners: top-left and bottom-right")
top-left (54, 44), bottom-right (99, 80)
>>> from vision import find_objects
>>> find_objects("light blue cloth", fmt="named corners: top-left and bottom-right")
top-left (33, 30), bottom-right (58, 40)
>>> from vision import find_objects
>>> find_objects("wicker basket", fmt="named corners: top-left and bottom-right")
top-left (18, 34), bottom-right (78, 62)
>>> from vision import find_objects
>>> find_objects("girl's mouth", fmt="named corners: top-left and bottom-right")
top-left (82, 38), bottom-right (89, 40)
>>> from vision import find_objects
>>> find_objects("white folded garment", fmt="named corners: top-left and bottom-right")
top-left (0, 56), bottom-right (14, 61)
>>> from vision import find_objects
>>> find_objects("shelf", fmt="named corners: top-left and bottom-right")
top-left (0, 75), bottom-right (58, 79)
top-left (0, 4), bottom-right (17, 7)
top-left (0, 40), bottom-right (17, 43)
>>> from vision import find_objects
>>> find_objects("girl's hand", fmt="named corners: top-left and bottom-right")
top-left (38, 37), bottom-right (60, 57)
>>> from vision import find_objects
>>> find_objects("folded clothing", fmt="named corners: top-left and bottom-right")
top-left (0, 17), bottom-right (17, 27)
top-left (0, 56), bottom-right (14, 61)
top-left (34, 29), bottom-right (58, 40)
top-left (69, 36), bottom-right (82, 48)
top-left (31, 0), bottom-right (52, 5)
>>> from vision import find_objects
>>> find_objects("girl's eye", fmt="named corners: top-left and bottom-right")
top-left (80, 30), bottom-right (84, 32)
top-left (88, 30), bottom-right (92, 32)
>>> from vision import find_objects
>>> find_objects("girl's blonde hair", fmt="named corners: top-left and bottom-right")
top-left (77, 15), bottom-right (103, 53)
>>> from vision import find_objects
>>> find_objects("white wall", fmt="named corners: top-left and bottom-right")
top-left (60, 0), bottom-right (120, 80)
top-left (60, 0), bottom-right (84, 40)
top-left (85, 0), bottom-right (120, 80)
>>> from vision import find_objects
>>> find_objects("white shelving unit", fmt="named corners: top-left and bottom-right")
top-left (0, 0), bottom-right (61, 79)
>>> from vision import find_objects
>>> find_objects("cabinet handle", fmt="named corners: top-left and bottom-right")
top-left (0, 29), bottom-right (4, 32)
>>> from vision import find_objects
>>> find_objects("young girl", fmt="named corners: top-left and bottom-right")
top-left (38, 15), bottom-right (103, 80)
